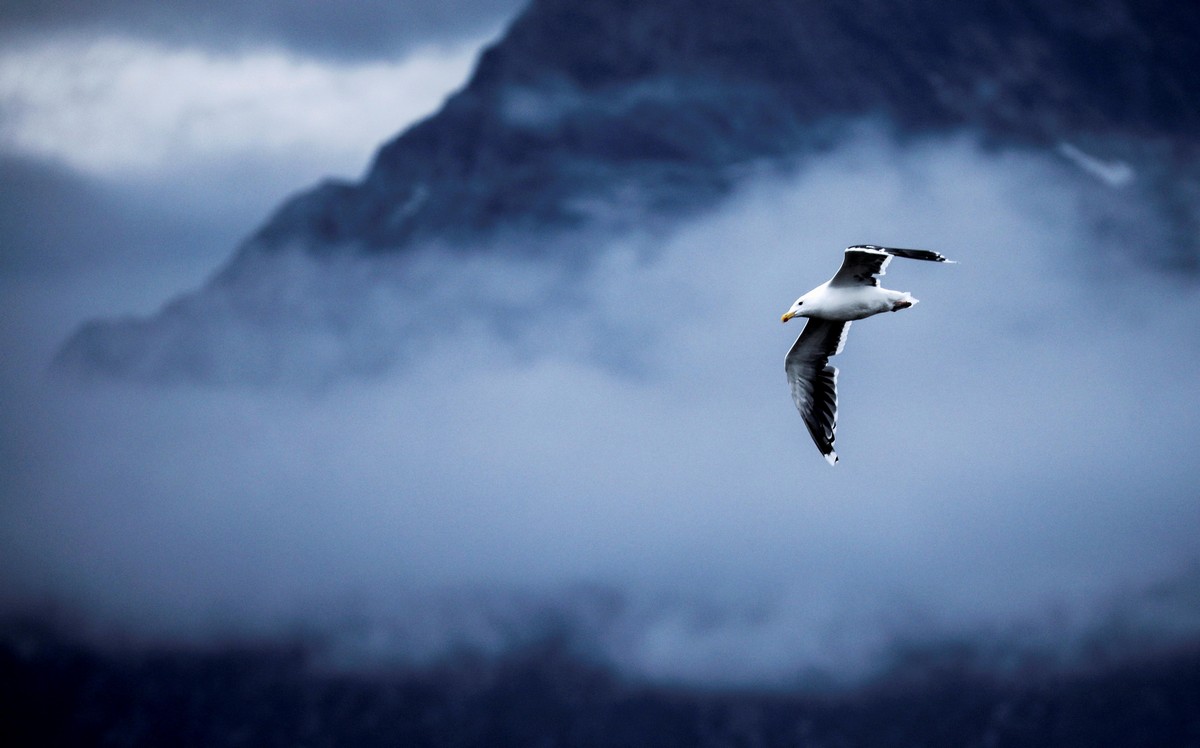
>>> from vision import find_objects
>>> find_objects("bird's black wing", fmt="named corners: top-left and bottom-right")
top-left (850, 243), bottom-right (955, 262)
top-left (785, 319), bottom-right (852, 465)
top-left (872, 245), bottom-right (954, 263)
top-left (829, 247), bottom-right (892, 288)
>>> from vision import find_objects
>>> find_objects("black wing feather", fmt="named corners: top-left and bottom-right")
top-left (785, 319), bottom-right (851, 464)
top-left (849, 244), bottom-right (954, 263)
top-left (830, 248), bottom-right (890, 288)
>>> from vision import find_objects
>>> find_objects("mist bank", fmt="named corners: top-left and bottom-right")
top-left (4, 132), bottom-right (1200, 685)
top-left (52, 124), bottom-right (1195, 388)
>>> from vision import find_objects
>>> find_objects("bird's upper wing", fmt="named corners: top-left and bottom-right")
top-left (786, 319), bottom-right (852, 465)
top-left (869, 245), bottom-right (954, 262)
top-left (828, 247), bottom-right (892, 288)
top-left (830, 245), bottom-right (954, 288)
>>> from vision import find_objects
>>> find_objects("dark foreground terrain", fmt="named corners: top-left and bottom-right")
top-left (3, 620), bottom-right (1199, 747)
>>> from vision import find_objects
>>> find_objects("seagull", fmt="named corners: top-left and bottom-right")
top-left (781, 244), bottom-right (954, 465)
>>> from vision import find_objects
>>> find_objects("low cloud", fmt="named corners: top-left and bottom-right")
top-left (2, 130), bottom-right (1199, 685)
top-left (0, 34), bottom-right (483, 180)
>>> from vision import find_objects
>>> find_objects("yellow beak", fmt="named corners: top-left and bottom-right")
top-left (781, 311), bottom-right (796, 323)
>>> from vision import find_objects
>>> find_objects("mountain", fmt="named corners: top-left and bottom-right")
top-left (6, 619), bottom-right (1200, 747)
top-left (56, 0), bottom-right (1200, 383)
top-left (241, 0), bottom-right (1200, 255)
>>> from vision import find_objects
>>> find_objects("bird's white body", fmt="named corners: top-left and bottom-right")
top-left (785, 280), bottom-right (916, 322)
top-left (781, 244), bottom-right (952, 464)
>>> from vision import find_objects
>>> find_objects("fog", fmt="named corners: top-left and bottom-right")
top-left (0, 35), bottom-right (481, 182)
top-left (2, 130), bottom-right (1199, 686)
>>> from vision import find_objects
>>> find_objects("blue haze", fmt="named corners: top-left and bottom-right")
top-left (2, 0), bottom-right (1199, 688)
top-left (4, 129), bottom-right (1200, 684)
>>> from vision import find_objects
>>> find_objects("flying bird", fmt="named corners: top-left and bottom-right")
top-left (781, 244), bottom-right (954, 465)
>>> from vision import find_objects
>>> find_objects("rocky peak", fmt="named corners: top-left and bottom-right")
top-left (57, 0), bottom-right (1200, 383)
top-left (246, 0), bottom-right (1199, 259)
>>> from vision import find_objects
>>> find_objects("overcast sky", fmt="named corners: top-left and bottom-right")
top-left (2, 1), bottom-right (1199, 688)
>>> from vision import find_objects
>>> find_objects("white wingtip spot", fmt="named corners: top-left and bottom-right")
top-left (824, 451), bottom-right (838, 466)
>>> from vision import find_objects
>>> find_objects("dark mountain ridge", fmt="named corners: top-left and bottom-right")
top-left (56, 0), bottom-right (1200, 382)
top-left (5, 619), bottom-right (1200, 747)
top-left (249, 0), bottom-right (1200, 254)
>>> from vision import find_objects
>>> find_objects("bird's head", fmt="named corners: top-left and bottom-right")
top-left (780, 296), bottom-right (809, 323)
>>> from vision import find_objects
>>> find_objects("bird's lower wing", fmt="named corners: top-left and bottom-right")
top-left (785, 319), bottom-right (851, 464)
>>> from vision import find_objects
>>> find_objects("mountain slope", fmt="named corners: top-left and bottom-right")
top-left (246, 0), bottom-right (1200, 255)
top-left (6, 621), bottom-right (1200, 748)
top-left (57, 0), bottom-right (1200, 383)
